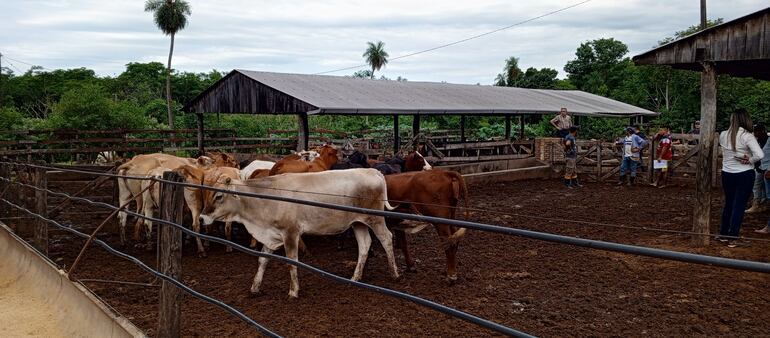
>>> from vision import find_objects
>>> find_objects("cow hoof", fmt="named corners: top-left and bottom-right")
top-left (406, 265), bottom-right (418, 273)
top-left (250, 290), bottom-right (265, 297)
top-left (226, 247), bottom-right (233, 253)
top-left (288, 291), bottom-right (299, 299)
top-left (446, 275), bottom-right (458, 285)
top-left (197, 251), bottom-right (207, 258)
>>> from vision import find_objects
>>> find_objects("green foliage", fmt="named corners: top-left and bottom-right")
top-left (516, 67), bottom-right (558, 89)
top-left (0, 107), bottom-right (24, 130)
top-left (145, 0), bottom-right (192, 36)
top-left (578, 117), bottom-right (629, 140)
top-left (48, 84), bottom-right (156, 130)
top-left (363, 41), bottom-right (389, 78)
top-left (564, 38), bottom-right (630, 96)
top-left (657, 19), bottom-right (724, 46)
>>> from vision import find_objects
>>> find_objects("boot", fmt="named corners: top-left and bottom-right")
top-left (572, 178), bottom-right (584, 188)
top-left (564, 178), bottom-right (573, 188)
top-left (628, 176), bottom-right (635, 186)
top-left (746, 200), bottom-right (764, 213)
top-left (617, 176), bottom-right (626, 186)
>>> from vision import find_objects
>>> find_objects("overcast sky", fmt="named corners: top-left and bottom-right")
top-left (1, 0), bottom-right (767, 84)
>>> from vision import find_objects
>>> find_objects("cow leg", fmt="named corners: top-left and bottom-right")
top-left (225, 221), bottom-right (233, 253)
top-left (191, 210), bottom-right (207, 258)
top-left (117, 184), bottom-right (134, 246)
top-left (251, 246), bottom-right (274, 295)
top-left (285, 233), bottom-right (301, 298)
top-left (435, 224), bottom-right (459, 283)
top-left (141, 192), bottom-right (155, 246)
top-left (250, 237), bottom-right (258, 249)
top-left (370, 222), bottom-right (399, 279)
top-left (395, 230), bottom-right (416, 272)
top-left (132, 196), bottom-right (144, 242)
top-left (350, 224), bottom-right (372, 282)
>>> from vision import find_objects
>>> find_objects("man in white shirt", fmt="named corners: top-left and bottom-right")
top-left (550, 108), bottom-right (573, 138)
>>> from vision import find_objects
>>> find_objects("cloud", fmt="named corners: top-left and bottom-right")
top-left (1, 0), bottom-right (768, 84)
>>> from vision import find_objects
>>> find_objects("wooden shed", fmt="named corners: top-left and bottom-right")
top-left (633, 6), bottom-right (770, 245)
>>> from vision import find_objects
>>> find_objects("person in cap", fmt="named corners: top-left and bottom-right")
top-left (617, 126), bottom-right (644, 186)
top-left (651, 126), bottom-right (673, 188)
top-left (563, 126), bottom-right (582, 188)
top-left (688, 120), bottom-right (701, 145)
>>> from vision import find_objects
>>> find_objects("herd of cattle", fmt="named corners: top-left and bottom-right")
top-left (115, 145), bottom-right (468, 297)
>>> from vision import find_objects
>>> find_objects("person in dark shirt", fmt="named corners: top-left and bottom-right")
top-left (563, 126), bottom-right (582, 188)
top-left (688, 120), bottom-right (701, 145)
top-left (747, 123), bottom-right (769, 213)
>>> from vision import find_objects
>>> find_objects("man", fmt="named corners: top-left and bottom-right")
top-left (688, 120), bottom-right (701, 145)
top-left (563, 126), bottom-right (582, 188)
top-left (617, 127), bottom-right (644, 186)
top-left (550, 108), bottom-right (573, 138)
top-left (651, 126), bottom-right (673, 188)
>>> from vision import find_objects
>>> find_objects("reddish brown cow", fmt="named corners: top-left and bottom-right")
top-left (269, 145), bottom-right (339, 175)
top-left (385, 169), bottom-right (468, 282)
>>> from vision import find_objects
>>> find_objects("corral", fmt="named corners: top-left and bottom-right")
top-left (2, 171), bottom-right (769, 337)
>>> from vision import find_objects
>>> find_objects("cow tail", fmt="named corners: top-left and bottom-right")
top-left (116, 162), bottom-right (133, 199)
top-left (447, 171), bottom-right (469, 245)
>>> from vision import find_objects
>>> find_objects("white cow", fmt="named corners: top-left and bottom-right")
top-left (195, 168), bottom-right (399, 298)
top-left (239, 160), bottom-right (275, 181)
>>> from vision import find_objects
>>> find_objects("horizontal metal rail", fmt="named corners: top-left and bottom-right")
top-left (0, 198), bottom-right (281, 338)
top-left (1, 176), bottom-right (533, 338)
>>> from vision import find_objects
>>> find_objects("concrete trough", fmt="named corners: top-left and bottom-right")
top-left (0, 222), bottom-right (145, 337)
top-left (439, 157), bottom-right (556, 185)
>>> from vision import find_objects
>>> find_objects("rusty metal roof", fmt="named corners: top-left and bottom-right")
top-left (185, 69), bottom-right (658, 117)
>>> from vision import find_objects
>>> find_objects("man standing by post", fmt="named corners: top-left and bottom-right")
top-left (563, 126), bottom-right (582, 188)
top-left (617, 127), bottom-right (644, 186)
top-left (550, 108), bottom-right (573, 138)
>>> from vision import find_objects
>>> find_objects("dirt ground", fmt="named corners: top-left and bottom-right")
top-left (14, 178), bottom-right (770, 337)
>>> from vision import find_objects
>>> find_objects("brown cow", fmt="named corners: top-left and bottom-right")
top-left (384, 169), bottom-right (468, 282)
top-left (269, 145), bottom-right (339, 175)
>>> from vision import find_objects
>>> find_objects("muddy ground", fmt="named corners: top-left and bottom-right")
top-left (12, 178), bottom-right (770, 337)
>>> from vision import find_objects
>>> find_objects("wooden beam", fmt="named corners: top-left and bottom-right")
top-left (393, 115), bottom-right (400, 153)
top-left (692, 62), bottom-right (717, 247)
top-left (157, 171), bottom-right (185, 338)
top-left (32, 166), bottom-right (47, 255)
top-left (412, 115), bottom-right (421, 137)
top-left (505, 115), bottom-right (512, 140)
top-left (519, 115), bottom-right (525, 139)
top-left (196, 113), bottom-right (205, 157)
top-left (460, 115), bottom-right (466, 143)
top-left (297, 112), bottom-right (309, 151)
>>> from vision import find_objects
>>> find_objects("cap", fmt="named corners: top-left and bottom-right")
top-left (626, 127), bottom-right (635, 133)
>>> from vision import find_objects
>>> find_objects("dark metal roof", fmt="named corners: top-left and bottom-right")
top-left (184, 69), bottom-right (658, 117)
top-left (633, 7), bottom-right (770, 80)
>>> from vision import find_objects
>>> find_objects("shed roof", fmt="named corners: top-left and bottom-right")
top-left (184, 69), bottom-right (658, 117)
top-left (633, 7), bottom-right (770, 80)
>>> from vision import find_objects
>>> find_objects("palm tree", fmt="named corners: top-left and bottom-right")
top-left (145, 0), bottom-right (191, 130)
top-left (503, 56), bottom-right (522, 87)
top-left (362, 41), bottom-right (389, 79)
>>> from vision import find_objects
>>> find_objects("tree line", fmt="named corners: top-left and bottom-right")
top-left (1, 19), bottom-right (769, 141)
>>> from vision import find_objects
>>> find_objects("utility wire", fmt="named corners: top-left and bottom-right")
top-left (314, 0), bottom-right (593, 75)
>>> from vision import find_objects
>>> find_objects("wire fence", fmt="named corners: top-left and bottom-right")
top-left (2, 160), bottom-right (770, 337)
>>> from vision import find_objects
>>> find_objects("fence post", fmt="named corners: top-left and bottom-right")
top-left (596, 142), bottom-right (602, 182)
top-left (157, 171), bottom-right (185, 338)
top-left (0, 163), bottom-right (8, 221)
top-left (32, 166), bottom-right (48, 255)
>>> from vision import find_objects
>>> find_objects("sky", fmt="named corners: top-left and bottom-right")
top-left (1, 0), bottom-right (768, 85)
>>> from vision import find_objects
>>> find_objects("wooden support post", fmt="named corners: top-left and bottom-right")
top-left (196, 113), bottom-right (205, 157)
top-left (412, 114), bottom-right (421, 138)
top-left (519, 115), bottom-right (525, 139)
top-left (648, 138), bottom-right (656, 184)
top-left (393, 115), bottom-right (400, 153)
top-left (460, 115), bottom-right (466, 143)
top-left (0, 163), bottom-right (8, 225)
top-left (692, 62), bottom-right (717, 247)
top-left (297, 112), bottom-right (309, 151)
top-left (711, 132), bottom-right (720, 188)
top-left (596, 142), bottom-right (602, 182)
top-left (32, 166), bottom-right (47, 255)
top-left (505, 115), bottom-right (512, 140)
top-left (157, 171), bottom-right (185, 338)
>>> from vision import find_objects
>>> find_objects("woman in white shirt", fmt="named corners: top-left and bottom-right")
top-left (718, 109), bottom-right (764, 247)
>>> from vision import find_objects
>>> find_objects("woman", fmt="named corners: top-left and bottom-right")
top-left (746, 123), bottom-right (769, 213)
top-left (718, 109), bottom-right (764, 247)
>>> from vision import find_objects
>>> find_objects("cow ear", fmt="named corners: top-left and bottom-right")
top-left (175, 165), bottom-right (193, 179)
top-left (221, 153), bottom-right (228, 161)
top-left (197, 156), bottom-right (213, 166)
top-left (224, 177), bottom-right (232, 185)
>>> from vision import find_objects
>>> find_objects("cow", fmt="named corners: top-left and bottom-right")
top-left (384, 169), bottom-right (468, 283)
top-left (240, 160), bottom-right (275, 180)
top-left (370, 151), bottom-right (432, 175)
top-left (331, 151), bottom-right (369, 170)
top-left (196, 169), bottom-right (400, 298)
top-left (116, 152), bottom-right (237, 247)
top-left (269, 145), bottom-right (338, 175)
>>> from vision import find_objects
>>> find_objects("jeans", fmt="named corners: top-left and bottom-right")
top-left (753, 170), bottom-right (766, 203)
top-left (720, 170), bottom-right (755, 237)
top-left (620, 157), bottom-right (639, 177)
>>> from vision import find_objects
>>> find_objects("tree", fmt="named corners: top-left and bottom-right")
top-left (362, 41), bottom-right (389, 79)
top-left (494, 57), bottom-right (522, 86)
top-left (516, 67), bottom-right (558, 89)
top-left (145, 0), bottom-right (191, 130)
top-left (564, 38), bottom-right (629, 96)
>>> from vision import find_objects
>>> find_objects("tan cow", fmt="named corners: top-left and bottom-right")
top-left (269, 145), bottom-right (338, 175)
top-left (116, 152), bottom-right (237, 248)
top-left (195, 168), bottom-right (399, 298)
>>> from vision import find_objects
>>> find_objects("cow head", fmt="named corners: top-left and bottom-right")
top-left (207, 151), bottom-right (239, 169)
top-left (198, 174), bottom-right (240, 226)
top-left (315, 144), bottom-right (339, 167)
top-left (196, 155), bottom-right (215, 168)
top-left (403, 151), bottom-right (432, 172)
top-left (348, 151), bottom-right (369, 168)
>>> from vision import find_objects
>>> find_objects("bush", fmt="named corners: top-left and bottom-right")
top-left (0, 107), bottom-right (24, 130)
top-left (48, 84), bottom-right (157, 130)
